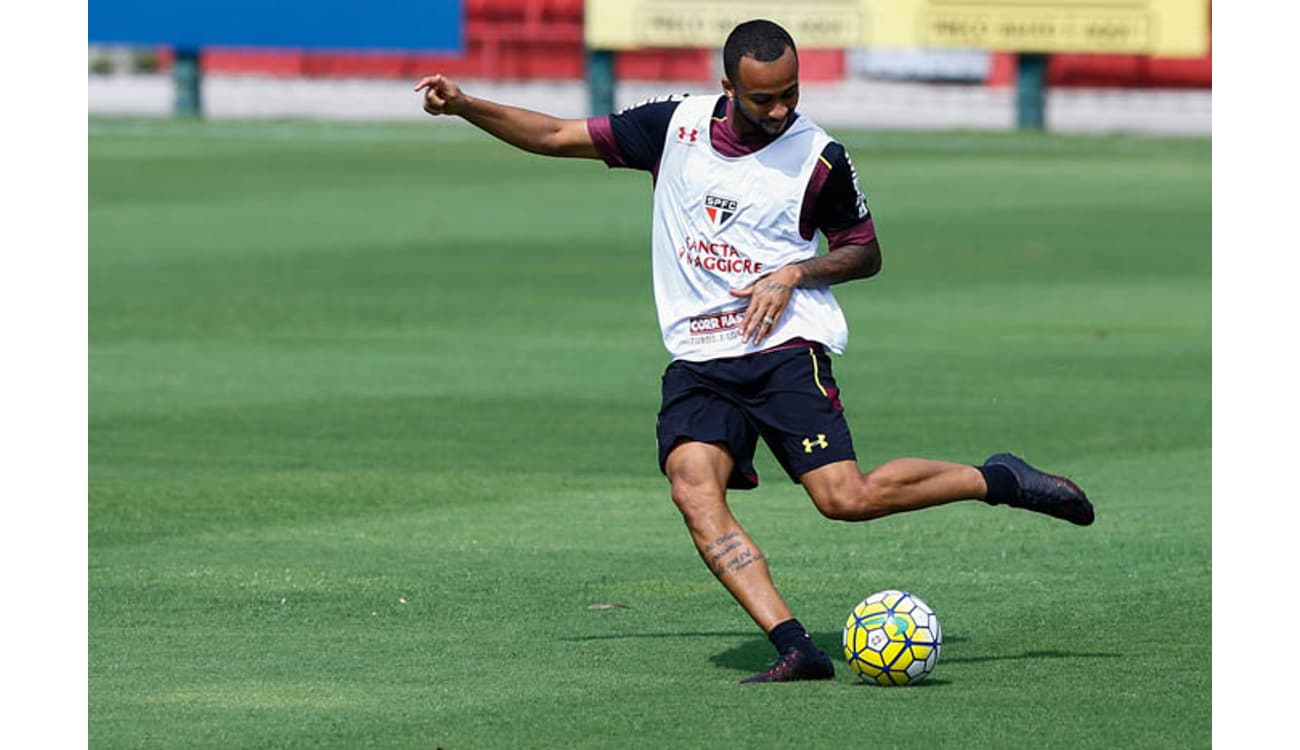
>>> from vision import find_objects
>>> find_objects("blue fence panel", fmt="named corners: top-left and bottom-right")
top-left (89, 1), bottom-right (463, 53)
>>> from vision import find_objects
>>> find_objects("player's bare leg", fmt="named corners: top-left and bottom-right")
top-left (801, 458), bottom-right (984, 521)
top-left (665, 441), bottom-right (834, 683)
top-left (665, 441), bottom-right (791, 631)
top-left (801, 455), bottom-right (1093, 526)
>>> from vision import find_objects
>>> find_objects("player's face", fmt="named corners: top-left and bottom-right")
top-left (726, 46), bottom-right (800, 137)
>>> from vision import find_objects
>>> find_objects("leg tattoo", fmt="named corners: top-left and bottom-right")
top-left (701, 531), bottom-right (763, 578)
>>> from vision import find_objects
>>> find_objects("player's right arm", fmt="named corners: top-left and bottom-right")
top-left (414, 74), bottom-right (599, 159)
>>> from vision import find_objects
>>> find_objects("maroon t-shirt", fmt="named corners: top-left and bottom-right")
top-left (587, 94), bottom-right (877, 250)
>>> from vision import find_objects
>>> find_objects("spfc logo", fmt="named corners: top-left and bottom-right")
top-left (704, 194), bottom-right (740, 229)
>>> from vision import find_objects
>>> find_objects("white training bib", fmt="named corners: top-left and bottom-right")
top-left (650, 95), bottom-right (850, 362)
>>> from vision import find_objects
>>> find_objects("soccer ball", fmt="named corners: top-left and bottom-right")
top-left (842, 590), bottom-right (942, 686)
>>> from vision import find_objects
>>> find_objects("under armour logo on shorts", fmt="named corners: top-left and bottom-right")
top-left (802, 434), bottom-right (829, 453)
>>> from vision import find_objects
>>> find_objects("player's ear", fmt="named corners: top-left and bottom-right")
top-left (722, 78), bottom-right (736, 101)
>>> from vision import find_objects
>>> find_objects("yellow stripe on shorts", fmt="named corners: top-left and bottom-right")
top-left (809, 348), bottom-right (828, 397)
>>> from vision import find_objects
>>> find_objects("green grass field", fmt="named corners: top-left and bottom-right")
top-left (89, 118), bottom-right (1210, 748)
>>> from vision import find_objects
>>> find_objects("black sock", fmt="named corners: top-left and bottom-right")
top-left (768, 618), bottom-right (816, 655)
top-left (979, 464), bottom-right (1017, 504)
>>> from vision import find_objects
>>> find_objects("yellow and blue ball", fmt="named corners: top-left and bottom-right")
top-left (842, 590), bottom-right (942, 686)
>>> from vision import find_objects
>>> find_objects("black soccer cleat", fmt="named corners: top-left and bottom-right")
top-left (738, 647), bottom-right (835, 684)
top-left (983, 452), bottom-right (1095, 526)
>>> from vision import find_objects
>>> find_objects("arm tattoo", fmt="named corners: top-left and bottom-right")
top-left (795, 242), bottom-right (881, 288)
top-left (755, 278), bottom-right (794, 296)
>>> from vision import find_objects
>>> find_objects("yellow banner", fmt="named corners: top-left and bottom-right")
top-left (585, 0), bottom-right (1209, 57)
top-left (585, 0), bottom-right (866, 49)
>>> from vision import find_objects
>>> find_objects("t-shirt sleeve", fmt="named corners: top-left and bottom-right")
top-left (804, 141), bottom-right (877, 249)
top-left (585, 96), bottom-right (685, 172)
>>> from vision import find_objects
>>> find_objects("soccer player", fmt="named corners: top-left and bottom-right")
top-left (414, 19), bottom-right (1094, 684)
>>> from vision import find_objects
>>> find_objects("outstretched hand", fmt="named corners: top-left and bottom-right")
top-left (413, 74), bottom-right (464, 116)
top-left (730, 266), bottom-right (802, 345)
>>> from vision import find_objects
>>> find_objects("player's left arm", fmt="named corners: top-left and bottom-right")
top-left (734, 142), bottom-right (881, 343)
top-left (782, 238), bottom-right (881, 287)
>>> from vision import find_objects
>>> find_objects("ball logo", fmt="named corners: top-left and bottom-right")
top-left (864, 614), bottom-right (910, 639)
top-left (677, 126), bottom-right (698, 143)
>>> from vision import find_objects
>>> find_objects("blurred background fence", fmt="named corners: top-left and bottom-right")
top-left (87, 0), bottom-right (1211, 134)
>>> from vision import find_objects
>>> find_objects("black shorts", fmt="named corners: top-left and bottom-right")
top-left (656, 341), bottom-right (857, 490)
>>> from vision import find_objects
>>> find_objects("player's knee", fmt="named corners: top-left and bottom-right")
top-left (810, 473), bottom-right (874, 521)
top-left (669, 475), bottom-right (725, 524)
top-left (814, 496), bottom-right (860, 521)
top-left (810, 467), bottom-right (902, 522)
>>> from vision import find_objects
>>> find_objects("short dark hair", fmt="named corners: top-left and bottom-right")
top-left (722, 19), bottom-right (797, 83)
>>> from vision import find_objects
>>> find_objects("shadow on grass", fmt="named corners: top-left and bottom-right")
top-left (708, 632), bottom-right (964, 672)
top-left (560, 630), bottom-right (758, 642)
top-left (943, 649), bottom-right (1123, 665)
top-left (712, 633), bottom-right (1115, 676)
top-left (707, 633), bottom-right (948, 686)
top-left (562, 629), bottom-right (1117, 683)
